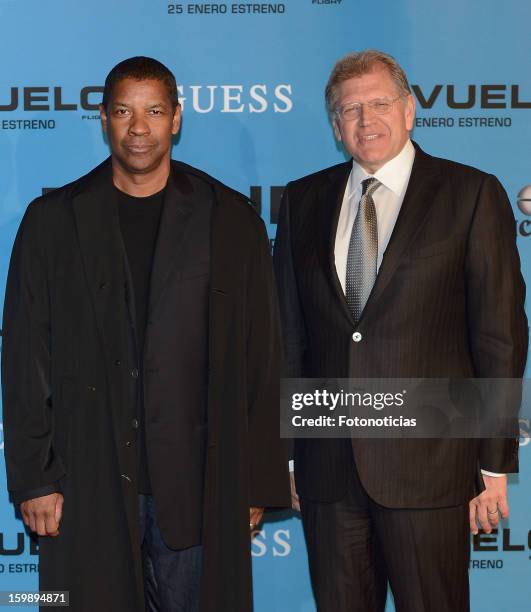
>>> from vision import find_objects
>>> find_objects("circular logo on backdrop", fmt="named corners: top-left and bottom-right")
top-left (517, 185), bottom-right (531, 215)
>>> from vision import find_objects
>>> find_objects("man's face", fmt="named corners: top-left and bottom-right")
top-left (100, 78), bottom-right (181, 176)
top-left (332, 64), bottom-right (415, 173)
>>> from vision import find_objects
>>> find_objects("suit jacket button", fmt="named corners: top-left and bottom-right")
top-left (132, 418), bottom-right (139, 429)
top-left (352, 332), bottom-right (363, 342)
top-left (131, 368), bottom-right (139, 378)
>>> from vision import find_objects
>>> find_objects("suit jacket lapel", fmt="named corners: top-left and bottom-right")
top-left (359, 146), bottom-right (442, 321)
top-left (147, 164), bottom-right (196, 318)
top-left (323, 162), bottom-right (354, 323)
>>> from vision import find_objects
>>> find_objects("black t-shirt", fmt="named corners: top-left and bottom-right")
top-left (117, 185), bottom-right (165, 495)
top-left (117, 186), bottom-right (165, 354)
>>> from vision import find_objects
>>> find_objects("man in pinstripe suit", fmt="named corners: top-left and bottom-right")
top-left (273, 50), bottom-right (527, 611)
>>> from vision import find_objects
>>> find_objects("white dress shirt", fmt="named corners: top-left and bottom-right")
top-left (334, 139), bottom-right (415, 288)
top-left (290, 139), bottom-right (503, 478)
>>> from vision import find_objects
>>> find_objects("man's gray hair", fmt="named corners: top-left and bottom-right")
top-left (325, 50), bottom-right (411, 115)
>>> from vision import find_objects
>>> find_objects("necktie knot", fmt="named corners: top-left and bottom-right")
top-left (361, 177), bottom-right (380, 197)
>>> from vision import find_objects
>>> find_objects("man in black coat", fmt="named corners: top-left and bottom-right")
top-left (273, 50), bottom-right (527, 611)
top-left (2, 56), bottom-right (289, 611)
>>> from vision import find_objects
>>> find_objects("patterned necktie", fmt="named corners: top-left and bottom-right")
top-left (345, 177), bottom-right (381, 322)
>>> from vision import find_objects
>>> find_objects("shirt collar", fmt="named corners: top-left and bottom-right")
top-left (347, 139), bottom-right (415, 200)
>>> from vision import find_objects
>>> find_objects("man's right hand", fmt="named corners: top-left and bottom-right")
top-left (290, 472), bottom-right (300, 512)
top-left (20, 493), bottom-right (64, 537)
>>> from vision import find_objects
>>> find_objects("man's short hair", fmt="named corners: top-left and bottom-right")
top-left (102, 56), bottom-right (179, 109)
top-left (325, 50), bottom-right (411, 115)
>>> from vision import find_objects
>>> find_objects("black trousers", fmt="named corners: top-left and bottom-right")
top-left (139, 495), bottom-right (202, 612)
top-left (300, 463), bottom-right (470, 612)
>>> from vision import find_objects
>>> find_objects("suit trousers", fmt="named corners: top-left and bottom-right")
top-left (139, 495), bottom-right (202, 612)
top-left (300, 460), bottom-right (470, 612)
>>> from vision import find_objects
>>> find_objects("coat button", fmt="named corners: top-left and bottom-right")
top-left (132, 418), bottom-right (139, 429)
top-left (125, 441), bottom-right (132, 447)
top-left (131, 368), bottom-right (139, 378)
top-left (114, 359), bottom-right (121, 366)
top-left (87, 385), bottom-right (97, 392)
top-left (99, 282), bottom-right (108, 290)
top-left (352, 332), bottom-right (362, 342)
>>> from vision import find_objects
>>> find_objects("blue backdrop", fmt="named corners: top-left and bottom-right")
top-left (1, 1), bottom-right (530, 609)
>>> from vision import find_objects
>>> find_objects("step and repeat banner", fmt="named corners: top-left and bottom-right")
top-left (1, 1), bottom-right (530, 610)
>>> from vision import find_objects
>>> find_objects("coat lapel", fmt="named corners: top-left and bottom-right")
top-left (360, 146), bottom-right (442, 320)
top-left (324, 162), bottom-right (353, 323)
top-left (71, 158), bottom-right (126, 356)
top-left (147, 164), bottom-right (195, 317)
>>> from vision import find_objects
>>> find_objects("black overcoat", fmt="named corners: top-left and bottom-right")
top-left (2, 158), bottom-right (290, 611)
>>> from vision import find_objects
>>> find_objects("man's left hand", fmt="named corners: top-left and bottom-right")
top-left (249, 507), bottom-right (264, 537)
top-left (469, 474), bottom-right (508, 535)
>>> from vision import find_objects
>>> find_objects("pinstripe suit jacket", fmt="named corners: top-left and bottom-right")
top-left (273, 143), bottom-right (528, 507)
